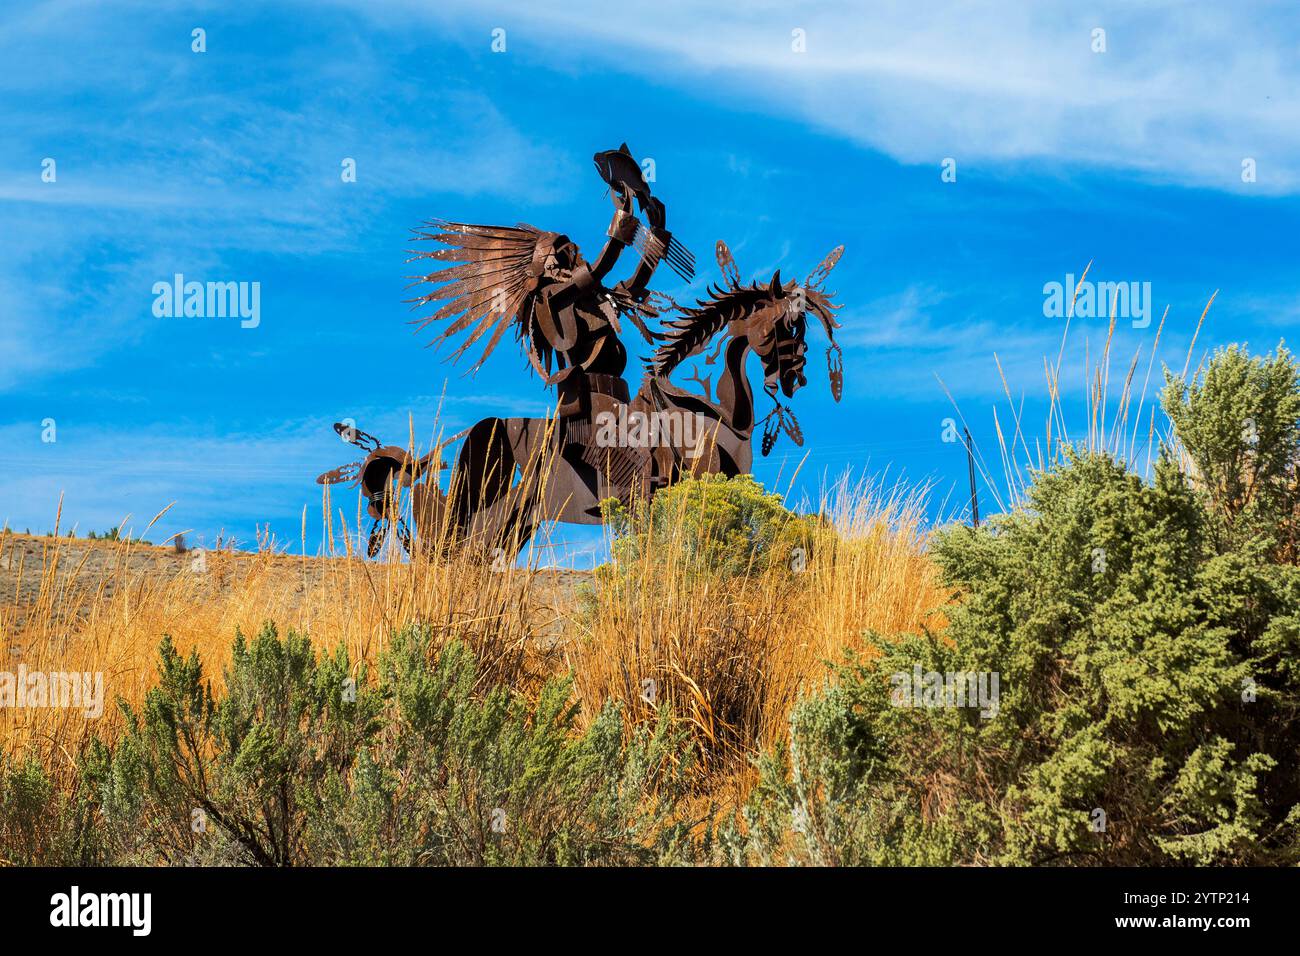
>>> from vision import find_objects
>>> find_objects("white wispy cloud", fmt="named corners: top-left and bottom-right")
top-left (342, 0), bottom-right (1300, 194)
top-left (0, 2), bottom-right (580, 393)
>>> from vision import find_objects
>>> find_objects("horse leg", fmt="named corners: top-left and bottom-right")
top-left (450, 416), bottom-right (559, 560)
top-left (404, 417), bottom-right (515, 556)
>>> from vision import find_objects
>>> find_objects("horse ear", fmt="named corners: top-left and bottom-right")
top-left (715, 241), bottom-right (741, 287)
top-left (334, 421), bottom-right (380, 452)
top-left (769, 270), bottom-right (782, 296)
top-left (807, 245), bottom-right (844, 289)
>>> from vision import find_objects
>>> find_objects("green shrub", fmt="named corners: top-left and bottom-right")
top-left (49, 623), bottom-right (699, 866)
top-left (732, 344), bottom-right (1300, 866)
top-left (0, 756), bottom-right (105, 866)
top-left (307, 629), bottom-right (699, 865)
top-left (83, 625), bottom-right (380, 865)
top-left (601, 473), bottom-right (823, 577)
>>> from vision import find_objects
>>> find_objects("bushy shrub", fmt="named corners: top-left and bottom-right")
top-left (308, 629), bottom-right (699, 865)
top-left (32, 623), bottom-right (700, 866)
top-left (82, 626), bottom-right (381, 865)
top-left (568, 475), bottom-right (841, 776)
top-left (732, 344), bottom-right (1300, 865)
top-left (601, 473), bottom-right (824, 578)
top-left (0, 756), bottom-right (104, 866)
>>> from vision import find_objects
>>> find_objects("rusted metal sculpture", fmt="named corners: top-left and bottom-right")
top-left (316, 422), bottom-right (448, 557)
top-left (317, 143), bottom-right (843, 559)
top-left (634, 239), bottom-right (844, 479)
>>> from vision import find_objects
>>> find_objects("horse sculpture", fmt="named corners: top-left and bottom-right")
top-left (632, 240), bottom-right (845, 484)
top-left (317, 144), bottom-right (844, 559)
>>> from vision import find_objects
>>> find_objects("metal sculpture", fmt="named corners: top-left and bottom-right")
top-left (316, 422), bottom-right (446, 557)
top-left (316, 143), bottom-right (844, 559)
top-left (633, 239), bottom-right (844, 481)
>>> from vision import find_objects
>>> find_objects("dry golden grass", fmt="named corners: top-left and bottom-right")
top-left (566, 474), bottom-right (945, 779)
top-left (940, 261), bottom-right (1220, 511)
top-left (1, 444), bottom-right (948, 802)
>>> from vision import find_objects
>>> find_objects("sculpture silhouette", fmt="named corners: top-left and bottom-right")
top-left (317, 145), bottom-right (843, 559)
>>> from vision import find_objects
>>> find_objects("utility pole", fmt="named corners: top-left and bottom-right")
top-left (964, 427), bottom-right (980, 528)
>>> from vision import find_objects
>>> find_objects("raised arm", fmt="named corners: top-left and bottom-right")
top-left (588, 185), bottom-right (639, 282)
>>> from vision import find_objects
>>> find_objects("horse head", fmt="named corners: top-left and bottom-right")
top-left (712, 241), bottom-right (844, 402)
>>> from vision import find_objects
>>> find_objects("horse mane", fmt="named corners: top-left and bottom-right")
top-left (648, 282), bottom-right (775, 379)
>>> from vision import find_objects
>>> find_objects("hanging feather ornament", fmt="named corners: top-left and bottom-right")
top-left (761, 412), bottom-right (780, 457)
top-left (781, 406), bottom-right (805, 446)
top-left (827, 344), bottom-right (844, 403)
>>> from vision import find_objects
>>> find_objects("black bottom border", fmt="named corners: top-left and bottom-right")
top-left (0, 866), bottom-right (1283, 942)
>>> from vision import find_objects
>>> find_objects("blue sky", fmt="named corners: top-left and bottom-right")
top-left (2, 1), bottom-right (1298, 562)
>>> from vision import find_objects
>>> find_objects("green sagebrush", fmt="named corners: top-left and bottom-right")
top-left (601, 472), bottom-right (824, 578)
top-left (730, 344), bottom-right (1300, 866)
top-left (3, 624), bottom-right (699, 866)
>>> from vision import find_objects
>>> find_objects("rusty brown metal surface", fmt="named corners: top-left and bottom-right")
top-left (316, 422), bottom-right (447, 557)
top-left (318, 143), bottom-right (844, 559)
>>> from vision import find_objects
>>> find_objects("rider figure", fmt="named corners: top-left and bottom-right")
top-left (528, 147), bottom-right (676, 422)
